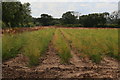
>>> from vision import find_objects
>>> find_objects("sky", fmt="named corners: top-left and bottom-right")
top-left (19, 0), bottom-right (119, 18)
top-left (20, 0), bottom-right (120, 3)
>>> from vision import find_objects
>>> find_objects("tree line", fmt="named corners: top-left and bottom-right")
top-left (1, 2), bottom-right (120, 29)
top-left (35, 11), bottom-right (120, 28)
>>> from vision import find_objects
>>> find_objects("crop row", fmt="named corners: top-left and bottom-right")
top-left (2, 28), bottom-right (119, 65)
top-left (52, 29), bottom-right (72, 63)
top-left (2, 28), bottom-right (55, 66)
top-left (61, 29), bottom-right (119, 63)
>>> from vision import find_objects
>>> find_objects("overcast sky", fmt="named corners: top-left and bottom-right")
top-left (19, 0), bottom-right (119, 18)
top-left (20, 0), bottom-right (119, 2)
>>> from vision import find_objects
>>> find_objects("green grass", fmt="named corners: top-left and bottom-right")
top-left (53, 29), bottom-right (72, 63)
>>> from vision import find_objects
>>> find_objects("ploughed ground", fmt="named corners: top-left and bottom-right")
top-left (2, 27), bottom-right (120, 79)
top-left (2, 41), bottom-right (120, 79)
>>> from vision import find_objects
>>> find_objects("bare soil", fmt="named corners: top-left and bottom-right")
top-left (2, 27), bottom-right (120, 79)
top-left (2, 39), bottom-right (120, 79)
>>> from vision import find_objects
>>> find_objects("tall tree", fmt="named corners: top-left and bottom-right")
top-left (79, 13), bottom-right (107, 27)
top-left (39, 14), bottom-right (53, 26)
top-left (21, 3), bottom-right (32, 26)
top-left (108, 11), bottom-right (120, 24)
top-left (61, 11), bottom-right (78, 24)
top-left (2, 1), bottom-right (32, 28)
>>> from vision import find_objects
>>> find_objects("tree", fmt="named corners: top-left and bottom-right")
top-left (118, 19), bottom-right (120, 25)
top-left (2, 1), bottom-right (32, 28)
top-left (51, 19), bottom-right (61, 25)
top-left (2, 2), bottom-right (21, 27)
top-left (99, 13), bottom-right (108, 25)
top-left (21, 3), bottom-right (32, 27)
top-left (61, 11), bottom-right (78, 24)
top-left (79, 13), bottom-right (107, 27)
top-left (108, 11), bottom-right (119, 24)
top-left (39, 14), bottom-right (53, 26)
top-left (32, 17), bottom-right (41, 26)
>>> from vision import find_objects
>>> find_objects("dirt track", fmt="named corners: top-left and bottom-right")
top-left (2, 30), bottom-right (120, 79)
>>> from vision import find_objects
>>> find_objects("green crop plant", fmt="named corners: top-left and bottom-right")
top-left (2, 34), bottom-right (23, 60)
top-left (61, 28), bottom-right (118, 63)
top-left (53, 29), bottom-right (72, 64)
top-left (23, 29), bottom-right (55, 66)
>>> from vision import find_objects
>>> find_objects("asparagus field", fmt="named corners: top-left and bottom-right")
top-left (2, 27), bottom-right (120, 78)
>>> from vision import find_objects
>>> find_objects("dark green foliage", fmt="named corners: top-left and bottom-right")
top-left (62, 24), bottom-right (82, 27)
top-left (117, 19), bottom-right (120, 25)
top-left (39, 14), bottom-right (53, 26)
top-left (51, 19), bottom-right (61, 25)
top-left (96, 24), bottom-right (120, 28)
top-left (32, 17), bottom-right (42, 26)
top-left (61, 11), bottom-right (78, 24)
top-left (2, 2), bottom-right (32, 28)
top-left (79, 13), bottom-right (108, 27)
